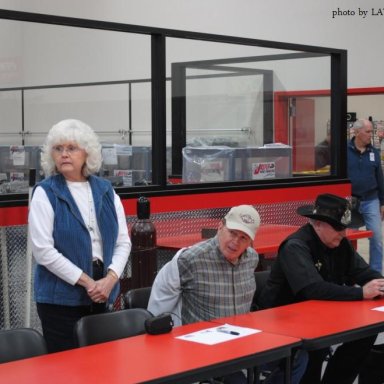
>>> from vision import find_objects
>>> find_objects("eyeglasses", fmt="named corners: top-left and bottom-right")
top-left (52, 145), bottom-right (82, 155)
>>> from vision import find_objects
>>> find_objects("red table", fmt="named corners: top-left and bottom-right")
top-left (221, 299), bottom-right (384, 350)
top-left (0, 320), bottom-right (301, 384)
top-left (157, 224), bottom-right (372, 255)
top-left (1, 300), bottom-right (382, 383)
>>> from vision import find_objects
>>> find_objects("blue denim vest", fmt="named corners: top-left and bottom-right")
top-left (33, 174), bottom-right (119, 306)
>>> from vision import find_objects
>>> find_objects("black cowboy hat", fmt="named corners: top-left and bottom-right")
top-left (297, 193), bottom-right (364, 230)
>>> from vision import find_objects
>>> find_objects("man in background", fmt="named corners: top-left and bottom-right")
top-left (347, 118), bottom-right (384, 273)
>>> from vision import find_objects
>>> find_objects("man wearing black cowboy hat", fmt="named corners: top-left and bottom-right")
top-left (258, 193), bottom-right (384, 384)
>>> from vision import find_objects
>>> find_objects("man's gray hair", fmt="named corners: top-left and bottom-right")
top-left (353, 119), bottom-right (373, 129)
top-left (352, 119), bottom-right (369, 130)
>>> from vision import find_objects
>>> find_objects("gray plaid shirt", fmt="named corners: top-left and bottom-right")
top-left (178, 236), bottom-right (258, 324)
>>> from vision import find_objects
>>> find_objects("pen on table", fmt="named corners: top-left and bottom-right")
top-left (217, 329), bottom-right (240, 336)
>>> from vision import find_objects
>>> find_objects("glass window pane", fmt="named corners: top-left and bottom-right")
top-left (0, 19), bottom-right (152, 193)
top-left (0, 90), bottom-right (22, 145)
top-left (167, 37), bottom-right (331, 184)
top-left (24, 84), bottom-right (131, 146)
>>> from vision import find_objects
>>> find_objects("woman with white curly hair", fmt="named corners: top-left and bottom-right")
top-left (28, 119), bottom-right (131, 353)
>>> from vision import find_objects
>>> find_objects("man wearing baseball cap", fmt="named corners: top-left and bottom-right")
top-left (258, 193), bottom-right (384, 384)
top-left (148, 204), bottom-right (306, 383)
top-left (148, 204), bottom-right (261, 325)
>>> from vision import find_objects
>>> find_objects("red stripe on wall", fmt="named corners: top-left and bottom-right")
top-left (0, 183), bottom-right (351, 225)
top-left (0, 206), bottom-right (29, 227)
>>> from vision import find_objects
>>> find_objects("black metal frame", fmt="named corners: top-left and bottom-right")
top-left (0, 9), bottom-right (348, 206)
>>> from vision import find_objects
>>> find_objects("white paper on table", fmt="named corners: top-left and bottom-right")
top-left (371, 306), bottom-right (384, 312)
top-left (176, 323), bottom-right (261, 345)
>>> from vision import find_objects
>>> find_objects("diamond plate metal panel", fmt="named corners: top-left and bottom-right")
top-left (0, 226), bottom-right (40, 331)
top-left (0, 197), bottom-right (319, 327)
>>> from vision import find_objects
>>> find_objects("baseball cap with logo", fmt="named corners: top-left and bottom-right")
top-left (224, 205), bottom-right (261, 240)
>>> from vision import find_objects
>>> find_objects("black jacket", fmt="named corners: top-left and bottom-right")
top-left (258, 224), bottom-right (382, 309)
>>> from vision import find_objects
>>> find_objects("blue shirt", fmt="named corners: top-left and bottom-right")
top-left (347, 137), bottom-right (384, 204)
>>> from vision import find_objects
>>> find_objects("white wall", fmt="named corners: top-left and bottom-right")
top-left (1, 0), bottom-right (383, 150)
top-left (0, 0), bottom-right (383, 89)
top-left (348, 95), bottom-right (384, 120)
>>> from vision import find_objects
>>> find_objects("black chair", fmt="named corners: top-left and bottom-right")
top-left (251, 269), bottom-right (271, 311)
top-left (74, 308), bottom-right (153, 347)
top-left (124, 286), bottom-right (152, 309)
top-left (0, 328), bottom-right (47, 364)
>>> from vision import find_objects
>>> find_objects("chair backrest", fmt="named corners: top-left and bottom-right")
top-left (74, 308), bottom-right (153, 347)
top-left (124, 286), bottom-right (152, 309)
top-left (251, 269), bottom-right (271, 311)
top-left (0, 328), bottom-right (47, 364)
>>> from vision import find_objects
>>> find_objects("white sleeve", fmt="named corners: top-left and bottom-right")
top-left (28, 186), bottom-right (83, 285)
top-left (147, 248), bottom-right (185, 327)
top-left (107, 191), bottom-right (131, 277)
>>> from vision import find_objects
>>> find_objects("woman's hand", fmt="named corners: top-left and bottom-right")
top-left (76, 272), bottom-right (96, 292)
top-left (87, 271), bottom-right (119, 303)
